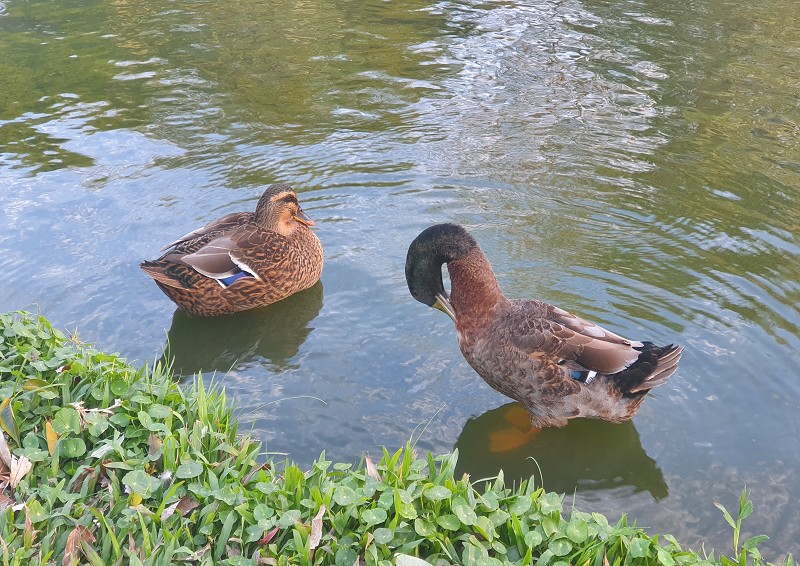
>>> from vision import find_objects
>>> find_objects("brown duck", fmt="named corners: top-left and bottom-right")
top-left (141, 184), bottom-right (323, 316)
top-left (405, 223), bottom-right (683, 428)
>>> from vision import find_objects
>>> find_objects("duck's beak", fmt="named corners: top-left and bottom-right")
top-left (433, 293), bottom-right (456, 322)
top-left (293, 207), bottom-right (316, 227)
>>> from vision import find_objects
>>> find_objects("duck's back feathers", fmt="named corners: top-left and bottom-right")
top-left (508, 301), bottom-right (643, 374)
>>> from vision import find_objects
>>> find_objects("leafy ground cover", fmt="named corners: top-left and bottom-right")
top-left (0, 311), bottom-right (793, 565)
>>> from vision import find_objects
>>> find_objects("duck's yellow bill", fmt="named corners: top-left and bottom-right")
top-left (433, 294), bottom-right (456, 321)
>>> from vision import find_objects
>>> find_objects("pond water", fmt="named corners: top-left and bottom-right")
top-left (2, 0), bottom-right (799, 559)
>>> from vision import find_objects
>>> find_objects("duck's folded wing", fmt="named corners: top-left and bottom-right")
top-left (180, 227), bottom-right (291, 281)
top-left (180, 235), bottom-right (244, 280)
top-left (161, 212), bottom-right (253, 251)
top-left (511, 306), bottom-right (643, 375)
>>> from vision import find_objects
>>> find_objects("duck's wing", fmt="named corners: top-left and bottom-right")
top-left (160, 212), bottom-right (253, 252)
top-left (180, 226), bottom-right (289, 282)
top-left (509, 301), bottom-right (642, 375)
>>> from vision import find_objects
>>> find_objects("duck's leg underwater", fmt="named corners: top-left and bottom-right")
top-left (488, 404), bottom-right (542, 453)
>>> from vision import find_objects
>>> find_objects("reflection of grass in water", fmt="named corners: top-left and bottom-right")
top-left (454, 402), bottom-right (669, 500)
top-left (161, 281), bottom-right (323, 377)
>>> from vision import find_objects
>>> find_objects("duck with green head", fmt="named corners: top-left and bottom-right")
top-left (405, 223), bottom-right (683, 428)
top-left (141, 184), bottom-right (323, 316)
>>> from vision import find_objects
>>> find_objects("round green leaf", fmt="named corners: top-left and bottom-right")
top-left (566, 519), bottom-right (589, 543)
top-left (253, 503), bottom-right (274, 523)
top-left (256, 481), bottom-right (276, 495)
top-left (361, 508), bottom-right (387, 527)
top-left (630, 537), bottom-right (651, 558)
top-left (335, 547), bottom-right (358, 565)
top-left (52, 407), bottom-right (81, 435)
top-left (548, 538), bottom-right (572, 556)
top-left (509, 495), bottom-right (532, 516)
top-left (333, 485), bottom-right (359, 506)
top-left (85, 412), bottom-right (109, 437)
top-left (657, 548), bottom-right (676, 566)
top-left (148, 404), bottom-right (172, 419)
top-left (60, 437), bottom-right (86, 457)
top-left (474, 515), bottom-right (495, 541)
top-left (122, 469), bottom-right (161, 498)
top-left (539, 492), bottom-right (563, 514)
top-left (373, 527), bottom-right (393, 545)
top-left (110, 379), bottom-right (129, 396)
top-left (396, 497), bottom-right (417, 520)
top-left (176, 460), bottom-right (204, 479)
top-left (451, 497), bottom-right (477, 526)
top-left (525, 529), bottom-right (543, 548)
top-left (422, 485), bottom-right (451, 502)
top-left (414, 517), bottom-right (436, 538)
top-left (436, 514), bottom-right (461, 530)
top-left (278, 509), bottom-right (301, 528)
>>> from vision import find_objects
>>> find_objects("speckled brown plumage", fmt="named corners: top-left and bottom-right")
top-left (141, 184), bottom-right (323, 316)
top-left (405, 223), bottom-right (683, 428)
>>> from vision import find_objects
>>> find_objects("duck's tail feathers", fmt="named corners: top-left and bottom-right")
top-left (634, 344), bottom-right (683, 392)
top-left (140, 260), bottom-right (193, 289)
top-left (605, 342), bottom-right (683, 396)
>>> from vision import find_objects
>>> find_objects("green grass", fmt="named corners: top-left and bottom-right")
top-left (0, 311), bottom-right (794, 566)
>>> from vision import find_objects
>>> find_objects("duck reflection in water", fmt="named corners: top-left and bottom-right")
top-left (454, 402), bottom-right (668, 500)
top-left (162, 281), bottom-right (323, 377)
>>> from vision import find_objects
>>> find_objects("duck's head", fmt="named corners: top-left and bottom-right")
top-left (405, 223), bottom-right (478, 321)
top-left (255, 183), bottom-right (316, 236)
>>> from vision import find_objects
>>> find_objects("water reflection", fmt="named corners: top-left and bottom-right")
top-left (454, 403), bottom-right (668, 500)
top-left (163, 282), bottom-right (323, 377)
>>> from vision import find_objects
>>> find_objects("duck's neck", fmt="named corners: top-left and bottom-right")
top-left (447, 248), bottom-right (508, 332)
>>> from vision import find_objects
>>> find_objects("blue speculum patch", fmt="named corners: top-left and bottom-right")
top-left (220, 271), bottom-right (252, 287)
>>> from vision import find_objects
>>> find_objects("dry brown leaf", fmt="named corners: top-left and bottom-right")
top-left (0, 431), bottom-right (11, 471)
top-left (24, 505), bottom-right (35, 547)
top-left (226, 544), bottom-right (241, 557)
top-left (9, 455), bottom-right (32, 489)
top-left (309, 504), bottom-right (326, 550)
top-left (176, 495), bottom-right (200, 517)
top-left (0, 493), bottom-right (14, 508)
top-left (161, 500), bottom-right (180, 522)
top-left (69, 466), bottom-right (97, 494)
top-left (70, 399), bottom-right (122, 420)
top-left (242, 462), bottom-right (271, 485)
top-left (63, 526), bottom-right (94, 566)
top-left (147, 434), bottom-right (162, 458)
top-left (364, 456), bottom-right (382, 482)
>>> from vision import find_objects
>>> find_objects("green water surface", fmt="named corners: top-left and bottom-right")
top-left (2, 0), bottom-right (799, 558)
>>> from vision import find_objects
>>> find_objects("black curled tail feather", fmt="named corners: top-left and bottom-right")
top-left (610, 342), bottom-right (684, 397)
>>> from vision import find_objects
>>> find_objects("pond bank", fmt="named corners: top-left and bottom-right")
top-left (0, 311), bottom-right (790, 565)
